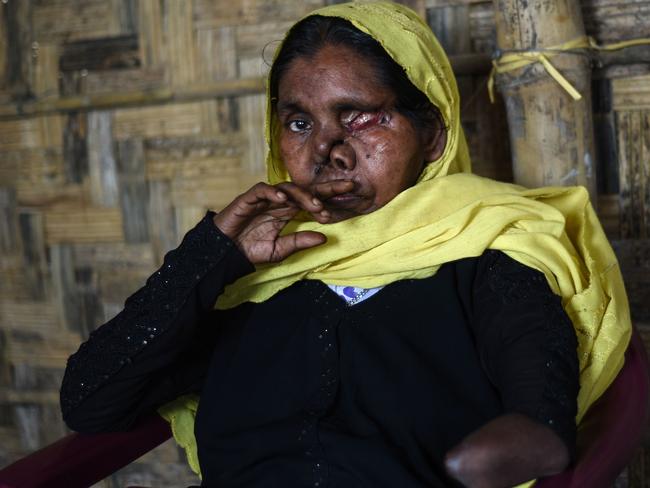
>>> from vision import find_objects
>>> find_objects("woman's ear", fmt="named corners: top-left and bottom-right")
top-left (421, 107), bottom-right (447, 162)
top-left (423, 125), bottom-right (447, 162)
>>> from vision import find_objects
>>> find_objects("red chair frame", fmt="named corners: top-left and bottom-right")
top-left (0, 415), bottom-right (171, 488)
top-left (536, 327), bottom-right (650, 487)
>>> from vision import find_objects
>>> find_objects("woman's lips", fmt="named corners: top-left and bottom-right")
top-left (325, 192), bottom-right (363, 208)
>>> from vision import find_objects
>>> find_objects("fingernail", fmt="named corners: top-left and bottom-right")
top-left (312, 198), bottom-right (321, 206)
top-left (320, 210), bottom-right (330, 218)
top-left (276, 191), bottom-right (286, 199)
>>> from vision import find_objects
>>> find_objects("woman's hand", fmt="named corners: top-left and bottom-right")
top-left (213, 181), bottom-right (354, 264)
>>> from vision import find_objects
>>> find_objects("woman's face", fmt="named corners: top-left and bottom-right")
top-left (276, 44), bottom-right (444, 223)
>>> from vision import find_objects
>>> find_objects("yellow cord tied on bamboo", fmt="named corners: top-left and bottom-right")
top-left (488, 35), bottom-right (650, 103)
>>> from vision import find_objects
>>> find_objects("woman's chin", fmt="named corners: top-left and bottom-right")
top-left (326, 212), bottom-right (356, 223)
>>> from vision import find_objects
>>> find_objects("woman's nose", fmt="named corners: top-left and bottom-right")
top-left (329, 143), bottom-right (356, 171)
top-left (314, 126), bottom-right (356, 171)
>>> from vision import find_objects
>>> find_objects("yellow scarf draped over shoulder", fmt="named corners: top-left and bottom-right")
top-left (160, 0), bottom-right (631, 479)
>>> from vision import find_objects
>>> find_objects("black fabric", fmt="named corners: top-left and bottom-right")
top-left (60, 212), bottom-right (579, 488)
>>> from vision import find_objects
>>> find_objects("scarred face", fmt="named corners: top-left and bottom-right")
top-left (276, 44), bottom-right (444, 223)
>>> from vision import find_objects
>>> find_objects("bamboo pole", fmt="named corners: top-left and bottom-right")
top-left (492, 0), bottom-right (597, 200)
top-left (0, 77), bottom-right (266, 120)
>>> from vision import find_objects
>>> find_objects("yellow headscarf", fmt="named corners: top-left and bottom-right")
top-left (161, 1), bottom-right (631, 480)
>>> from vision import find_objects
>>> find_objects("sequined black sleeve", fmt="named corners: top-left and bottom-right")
top-left (471, 250), bottom-right (579, 454)
top-left (60, 212), bottom-right (254, 433)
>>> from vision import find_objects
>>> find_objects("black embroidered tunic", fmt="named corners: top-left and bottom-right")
top-left (60, 212), bottom-right (579, 487)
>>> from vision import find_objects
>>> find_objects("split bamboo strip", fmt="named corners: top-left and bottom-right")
top-left (32, 0), bottom-right (120, 43)
top-left (32, 43), bottom-right (59, 100)
top-left (113, 102), bottom-right (204, 140)
top-left (612, 74), bottom-right (650, 111)
top-left (138, 0), bottom-right (165, 67)
top-left (170, 175), bottom-right (242, 209)
top-left (0, 6), bottom-right (6, 94)
top-left (0, 301), bottom-right (61, 332)
top-left (0, 115), bottom-right (63, 150)
top-left (616, 110), bottom-right (650, 238)
top-left (72, 242), bottom-right (155, 269)
top-left (44, 208), bottom-right (124, 244)
top-left (147, 156), bottom-right (241, 181)
top-left (3, 391), bottom-right (62, 404)
top-left (87, 111), bottom-right (119, 207)
top-left (15, 184), bottom-right (85, 209)
top-left (167, 1), bottom-right (197, 88)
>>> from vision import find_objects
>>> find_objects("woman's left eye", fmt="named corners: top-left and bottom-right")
top-left (287, 119), bottom-right (311, 133)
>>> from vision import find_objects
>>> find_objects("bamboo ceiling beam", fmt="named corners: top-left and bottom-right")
top-left (0, 77), bottom-right (266, 120)
top-left (492, 0), bottom-right (597, 200)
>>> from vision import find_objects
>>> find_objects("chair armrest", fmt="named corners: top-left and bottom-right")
top-left (0, 414), bottom-right (172, 488)
top-left (536, 327), bottom-right (650, 488)
top-left (3, 331), bottom-right (647, 488)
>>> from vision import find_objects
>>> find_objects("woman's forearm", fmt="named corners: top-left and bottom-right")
top-left (455, 250), bottom-right (579, 487)
top-left (60, 212), bottom-right (253, 433)
top-left (444, 413), bottom-right (569, 488)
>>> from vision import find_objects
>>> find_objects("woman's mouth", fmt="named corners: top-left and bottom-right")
top-left (325, 192), bottom-right (363, 208)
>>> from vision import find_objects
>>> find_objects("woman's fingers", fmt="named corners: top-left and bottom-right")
top-left (275, 182), bottom-right (333, 223)
top-left (311, 180), bottom-right (355, 200)
top-left (214, 181), bottom-right (340, 264)
top-left (269, 231), bottom-right (327, 262)
top-left (275, 181), bottom-right (356, 222)
top-left (276, 183), bottom-right (323, 211)
top-left (214, 183), bottom-right (290, 238)
top-left (237, 182), bottom-right (290, 211)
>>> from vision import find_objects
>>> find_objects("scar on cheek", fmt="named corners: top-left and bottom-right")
top-left (346, 111), bottom-right (390, 132)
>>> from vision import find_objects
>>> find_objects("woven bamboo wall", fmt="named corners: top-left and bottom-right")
top-left (0, 1), bottom-right (648, 486)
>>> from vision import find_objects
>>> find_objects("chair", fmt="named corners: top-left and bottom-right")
top-left (536, 327), bottom-right (650, 487)
top-left (0, 415), bottom-right (171, 488)
top-left (1, 328), bottom-right (648, 488)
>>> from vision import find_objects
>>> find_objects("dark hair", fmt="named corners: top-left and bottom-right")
top-left (269, 15), bottom-right (442, 131)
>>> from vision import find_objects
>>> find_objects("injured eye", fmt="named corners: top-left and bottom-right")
top-left (342, 110), bottom-right (391, 132)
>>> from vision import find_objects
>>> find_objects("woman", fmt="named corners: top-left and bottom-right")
top-left (60, 2), bottom-right (631, 487)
